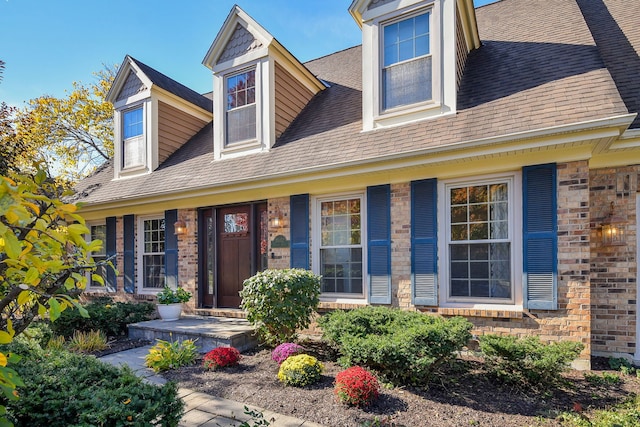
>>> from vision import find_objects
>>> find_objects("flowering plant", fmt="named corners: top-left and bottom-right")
top-left (271, 343), bottom-right (304, 365)
top-left (203, 346), bottom-right (241, 370)
top-left (334, 366), bottom-right (380, 406)
top-left (157, 286), bottom-right (192, 304)
top-left (277, 354), bottom-right (324, 387)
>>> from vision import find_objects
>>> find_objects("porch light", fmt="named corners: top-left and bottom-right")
top-left (601, 202), bottom-right (626, 246)
top-left (272, 207), bottom-right (284, 229)
top-left (174, 219), bottom-right (187, 236)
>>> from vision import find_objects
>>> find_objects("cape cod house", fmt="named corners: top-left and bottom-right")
top-left (74, 0), bottom-right (640, 368)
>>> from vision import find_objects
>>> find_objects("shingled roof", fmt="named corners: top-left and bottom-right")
top-left (128, 56), bottom-right (213, 113)
top-left (74, 0), bottom-right (635, 206)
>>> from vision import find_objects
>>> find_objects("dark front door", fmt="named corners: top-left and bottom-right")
top-left (217, 205), bottom-right (252, 308)
top-left (199, 203), bottom-right (267, 309)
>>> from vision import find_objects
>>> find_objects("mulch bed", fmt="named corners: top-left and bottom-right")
top-left (159, 341), bottom-right (640, 427)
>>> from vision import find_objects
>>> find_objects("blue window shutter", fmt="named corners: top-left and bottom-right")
top-left (523, 164), bottom-right (557, 310)
top-left (123, 214), bottom-right (135, 294)
top-left (290, 194), bottom-right (310, 269)
top-left (105, 217), bottom-right (117, 292)
top-left (164, 210), bottom-right (178, 288)
top-left (367, 185), bottom-right (391, 304)
top-left (411, 179), bottom-right (438, 306)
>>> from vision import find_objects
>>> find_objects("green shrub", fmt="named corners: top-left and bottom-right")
top-left (240, 269), bottom-right (321, 345)
top-left (4, 346), bottom-right (184, 426)
top-left (479, 334), bottom-right (584, 387)
top-left (319, 306), bottom-right (473, 384)
top-left (51, 297), bottom-right (156, 338)
top-left (277, 354), bottom-right (324, 387)
top-left (145, 338), bottom-right (198, 373)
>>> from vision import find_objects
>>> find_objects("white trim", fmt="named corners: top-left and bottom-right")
top-left (437, 171), bottom-right (523, 309)
top-left (136, 214), bottom-right (166, 295)
top-left (115, 101), bottom-right (152, 179)
top-left (312, 192), bottom-right (368, 303)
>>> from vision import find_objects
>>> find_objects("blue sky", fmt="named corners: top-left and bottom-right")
top-left (0, 0), bottom-right (497, 107)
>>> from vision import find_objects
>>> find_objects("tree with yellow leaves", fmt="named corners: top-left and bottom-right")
top-left (0, 166), bottom-right (111, 425)
top-left (13, 66), bottom-right (116, 184)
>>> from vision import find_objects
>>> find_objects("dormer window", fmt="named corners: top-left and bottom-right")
top-left (122, 106), bottom-right (145, 169)
top-left (226, 68), bottom-right (256, 144)
top-left (382, 11), bottom-right (431, 111)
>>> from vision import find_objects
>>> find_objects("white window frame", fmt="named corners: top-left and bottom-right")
top-left (438, 172), bottom-right (523, 311)
top-left (137, 215), bottom-right (166, 294)
top-left (121, 105), bottom-right (146, 171)
top-left (86, 221), bottom-right (109, 292)
top-left (312, 192), bottom-right (368, 304)
top-left (380, 10), bottom-right (433, 113)
top-left (225, 67), bottom-right (257, 146)
top-left (369, 3), bottom-right (443, 127)
top-left (214, 61), bottom-right (265, 160)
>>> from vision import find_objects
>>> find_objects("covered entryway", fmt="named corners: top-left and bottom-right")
top-left (198, 203), bottom-right (268, 308)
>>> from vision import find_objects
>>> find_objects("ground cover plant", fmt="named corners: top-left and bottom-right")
top-left (2, 335), bottom-right (184, 426)
top-left (271, 342), bottom-right (304, 364)
top-left (278, 354), bottom-right (324, 387)
top-left (334, 366), bottom-right (380, 407)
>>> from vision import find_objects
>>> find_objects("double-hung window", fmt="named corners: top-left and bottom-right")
top-left (382, 11), bottom-right (432, 111)
top-left (141, 217), bottom-right (165, 289)
top-left (122, 106), bottom-right (144, 169)
top-left (445, 177), bottom-right (516, 303)
top-left (88, 223), bottom-right (107, 289)
top-left (318, 196), bottom-right (364, 296)
top-left (226, 68), bottom-right (256, 144)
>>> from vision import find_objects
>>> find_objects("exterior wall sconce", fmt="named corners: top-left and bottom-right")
top-left (272, 207), bottom-right (285, 229)
top-left (601, 202), bottom-right (626, 246)
top-left (174, 219), bottom-right (187, 236)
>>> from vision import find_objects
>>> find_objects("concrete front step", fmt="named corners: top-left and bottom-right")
top-left (128, 316), bottom-right (258, 353)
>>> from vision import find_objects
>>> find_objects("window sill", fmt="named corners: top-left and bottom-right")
top-left (424, 307), bottom-right (523, 319)
top-left (318, 300), bottom-right (368, 311)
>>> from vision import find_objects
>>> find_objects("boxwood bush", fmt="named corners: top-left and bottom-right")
top-left (240, 269), bottom-right (321, 345)
top-left (479, 334), bottom-right (584, 387)
top-left (2, 338), bottom-right (184, 426)
top-left (50, 296), bottom-right (156, 338)
top-left (318, 306), bottom-right (473, 385)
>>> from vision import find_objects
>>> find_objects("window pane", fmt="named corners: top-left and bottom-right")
top-left (447, 179), bottom-right (512, 301)
top-left (226, 104), bottom-right (256, 144)
top-left (415, 13), bottom-right (430, 36)
top-left (123, 108), bottom-right (143, 139)
top-left (398, 39), bottom-right (414, 62)
top-left (143, 218), bottom-right (165, 288)
top-left (415, 35), bottom-right (430, 57)
top-left (227, 69), bottom-right (256, 111)
top-left (383, 56), bottom-right (432, 110)
top-left (319, 198), bottom-right (363, 295)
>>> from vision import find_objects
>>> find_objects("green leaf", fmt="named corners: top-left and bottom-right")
top-left (49, 298), bottom-right (61, 322)
top-left (91, 274), bottom-right (104, 286)
top-left (0, 332), bottom-right (12, 345)
top-left (24, 267), bottom-right (39, 285)
top-left (2, 233), bottom-right (21, 260)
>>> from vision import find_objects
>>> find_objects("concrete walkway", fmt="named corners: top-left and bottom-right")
top-left (100, 345), bottom-right (324, 427)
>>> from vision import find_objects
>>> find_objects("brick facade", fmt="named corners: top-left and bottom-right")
top-left (85, 162), bottom-right (640, 365)
top-left (590, 166), bottom-right (639, 358)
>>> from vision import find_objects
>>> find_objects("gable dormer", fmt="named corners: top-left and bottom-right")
top-left (202, 6), bottom-right (325, 161)
top-left (107, 56), bottom-right (212, 180)
top-left (350, 0), bottom-right (480, 131)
